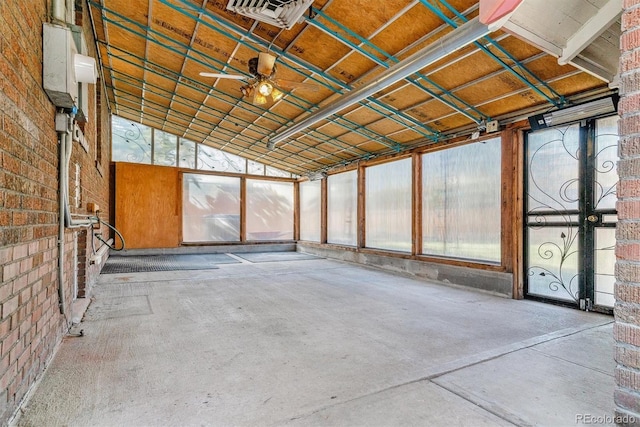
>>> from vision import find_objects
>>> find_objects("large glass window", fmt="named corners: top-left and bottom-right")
top-left (246, 180), bottom-right (294, 241)
top-left (300, 180), bottom-right (321, 242)
top-left (366, 158), bottom-right (412, 252)
top-left (422, 138), bottom-right (501, 262)
top-left (327, 171), bottom-right (357, 246)
top-left (111, 115), bottom-right (151, 164)
top-left (182, 174), bottom-right (241, 242)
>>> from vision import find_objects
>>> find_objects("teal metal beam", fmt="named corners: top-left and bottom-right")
top-left (308, 8), bottom-right (488, 124)
top-left (419, 0), bottom-right (565, 107)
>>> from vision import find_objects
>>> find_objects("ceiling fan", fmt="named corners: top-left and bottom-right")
top-left (200, 52), bottom-right (318, 105)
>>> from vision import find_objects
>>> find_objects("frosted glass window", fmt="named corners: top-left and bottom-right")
top-left (300, 181), bottom-right (321, 242)
top-left (365, 158), bottom-right (412, 252)
top-left (197, 145), bottom-right (246, 173)
top-left (422, 139), bottom-right (501, 262)
top-left (111, 115), bottom-right (151, 164)
top-left (526, 124), bottom-right (580, 212)
top-left (266, 166), bottom-right (291, 178)
top-left (327, 171), bottom-right (357, 246)
top-left (246, 180), bottom-right (294, 241)
top-left (179, 139), bottom-right (196, 169)
top-left (182, 174), bottom-right (241, 242)
top-left (595, 116), bottom-right (619, 211)
top-left (595, 227), bottom-right (615, 307)
top-left (248, 160), bottom-right (265, 175)
top-left (527, 227), bottom-right (578, 302)
top-left (154, 130), bottom-right (177, 166)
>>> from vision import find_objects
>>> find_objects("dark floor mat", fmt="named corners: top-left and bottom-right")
top-left (101, 253), bottom-right (239, 274)
top-left (232, 252), bottom-right (322, 263)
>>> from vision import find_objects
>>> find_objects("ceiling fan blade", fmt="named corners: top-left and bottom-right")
top-left (199, 72), bottom-right (247, 80)
top-left (274, 79), bottom-right (320, 92)
top-left (257, 52), bottom-right (276, 76)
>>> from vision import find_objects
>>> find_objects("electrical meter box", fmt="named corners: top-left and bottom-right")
top-left (43, 23), bottom-right (78, 108)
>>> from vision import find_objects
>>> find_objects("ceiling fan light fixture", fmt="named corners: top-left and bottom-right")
top-left (257, 81), bottom-right (273, 96)
top-left (254, 93), bottom-right (268, 105)
top-left (241, 85), bottom-right (254, 97)
top-left (270, 87), bottom-right (284, 102)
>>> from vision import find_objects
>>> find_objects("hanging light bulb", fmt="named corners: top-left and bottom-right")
top-left (270, 87), bottom-right (284, 102)
top-left (254, 93), bottom-right (268, 105)
top-left (257, 80), bottom-right (273, 96)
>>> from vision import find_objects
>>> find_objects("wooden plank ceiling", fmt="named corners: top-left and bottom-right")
top-left (87, 0), bottom-right (618, 176)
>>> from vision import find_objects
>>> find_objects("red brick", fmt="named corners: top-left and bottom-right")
top-left (0, 362), bottom-right (17, 390)
top-left (622, 50), bottom-right (640, 74)
top-left (618, 365), bottom-right (640, 391)
top-left (623, 7), bottom-right (640, 31)
top-left (620, 179), bottom-right (640, 198)
top-left (617, 345), bottom-right (640, 371)
top-left (1, 295), bottom-right (19, 319)
top-left (619, 200), bottom-right (640, 219)
top-left (622, 28), bottom-right (640, 51)
top-left (618, 267), bottom-right (640, 286)
top-left (618, 243), bottom-right (640, 260)
top-left (617, 301), bottom-right (640, 324)
top-left (618, 222), bottom-right (640, 241)
top-left (616, 323), bottom-right (640, 347)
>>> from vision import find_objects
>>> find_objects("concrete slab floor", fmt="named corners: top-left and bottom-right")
top-left (12, 258), bottom-right (613, 427)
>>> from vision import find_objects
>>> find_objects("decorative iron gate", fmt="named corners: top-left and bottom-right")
top-left (524, 115), bottom-right (618, 312)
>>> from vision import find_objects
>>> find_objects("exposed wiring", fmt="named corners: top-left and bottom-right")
top-left (268, 28), bottom-right (285, 53)
top-left (92, 217), bottom-right (125, 251)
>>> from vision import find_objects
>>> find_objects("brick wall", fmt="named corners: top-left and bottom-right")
top-left (616, 0), bottom-right (640, 424)
top-left (0, 0), bottom-right (111, 423)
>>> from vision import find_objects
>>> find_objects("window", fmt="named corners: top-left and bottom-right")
top-left (266, 165), bottom-right (291, 178)
top-left (366, 158), bottom-right (412, 252)
top-left (327, 171), bottom-right (357, 246)
top-left (198, 145), bottom-right (246, 173)
top-left (246, 180), bottom-right (294, 241)
top-left (422, 138), bottom-right (501, 262)
top-left (182, 174), bottom-right (241, 242)
top-left (300, 180), bottom-right (321, 242)
top-left (153, 130), bottom-right (177, 167)
top-left (179, 139), bottom-right (196, 169)
top-left (111, 115), bottom-right (151, 164)
top-left (248, 160), bottom-right (265, 175)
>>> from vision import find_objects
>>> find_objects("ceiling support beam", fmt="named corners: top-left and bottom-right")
top-left (422, 0), bottom-right (564, 107)
top-left (268, 16), bottom-right (490, 147)
top-left (308, 8), bottom-right (488, 124)
top-left (558, 0), bottom-right (622, 65)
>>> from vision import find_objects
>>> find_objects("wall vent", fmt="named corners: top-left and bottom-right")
top-left (226, 0), bottom-right (314, 29)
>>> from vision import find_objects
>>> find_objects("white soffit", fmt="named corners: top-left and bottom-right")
top-left (502, 0), bottom-right (621, 83)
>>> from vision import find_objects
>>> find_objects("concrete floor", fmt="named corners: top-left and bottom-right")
top-left (13, 255), bottom-right (614, 427)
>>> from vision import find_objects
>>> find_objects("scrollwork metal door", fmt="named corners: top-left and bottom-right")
top-left (525, 115), bottom-right (618, 312)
